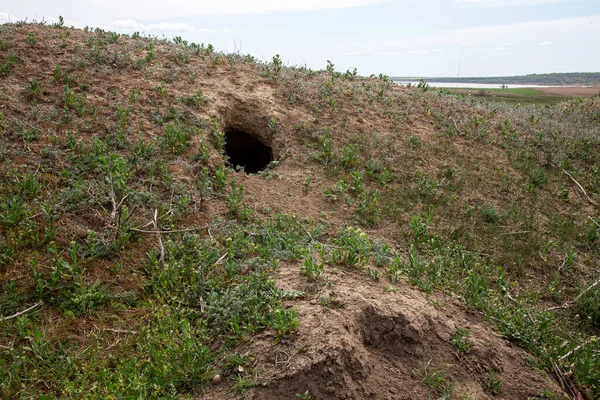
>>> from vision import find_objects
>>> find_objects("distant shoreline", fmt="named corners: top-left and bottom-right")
top-left (392, 72), bottom-right (600, 87)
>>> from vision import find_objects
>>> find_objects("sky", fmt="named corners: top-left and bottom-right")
top-left (1, 0), bottom-right (599, 77)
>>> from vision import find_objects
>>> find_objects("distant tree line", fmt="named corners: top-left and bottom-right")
top-left (393, 72), bottom-right (600, 86)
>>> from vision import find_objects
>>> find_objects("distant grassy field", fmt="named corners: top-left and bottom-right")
top-left (445, 87), bottom-right (567, 106)
top-left (445, 86), bottom-right (599, 106)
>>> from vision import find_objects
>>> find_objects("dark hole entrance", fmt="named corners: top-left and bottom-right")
top-left (224, 128), bottom-right (273, 174)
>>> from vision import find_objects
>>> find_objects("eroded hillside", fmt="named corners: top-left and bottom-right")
top-left (0, 21), bottom-right (599, 399)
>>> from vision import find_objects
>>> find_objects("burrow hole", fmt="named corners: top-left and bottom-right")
top-left (224, 128), bottom-right (273, 174)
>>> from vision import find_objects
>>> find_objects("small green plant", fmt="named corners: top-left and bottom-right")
top-left (410, 206), bottom-right (434, 244)
top-left (481, 204), bottom-right (500, 223)
top-left (417, 78), bottom-right (429, 91)
top-left (0, 51), bottom-right (17, 75)
top-left (366, 266), bottom-right (380, 280)
top-left (296, 390), bottom-right (311, 400)
top-left (270, 305), bottom-right (299, 343)
top-left (329, 226), bottom-right (371, 268)
top-left (323, 180), bottom-right (347, 202)
top-left (146, 42), bottom-right (156, 62)
top-left (303, 172), bottom-right (312, 194)
top-left (300, 250), bottom-right (324, 280)
top-left (162, 122), bottom-right (195, 154)
top-left (268, 117), bottom-right (277, 132)
top-left (314, 128), bottom-right (335, 165)
top-left (269, 54), bottom-right (283, 79)
top-left (27, 78), bottom-right (41, 98)
top-left (356, 189), bottom-right (381, 227)
top-left (407, 135), bottom-right (422, 148)
top-left (340, 144), bottom-right (359, 169)
top-left (154, 81), bottom-right (168, 96)
top-left (26, 33), bottom-right (36, 46)
top-left (227, 180), bottom-right (244, 217)
top-left (210, 120), bottom-right (226, 153)
top-left (486, 370), bottom-right (503, 395)
top-left (52, 15), bottom-right (65, 28)
top-left (416, 170), bottom-right (439, 198)
top-left (416, 360), bottom-right (452, 396)
top-left (63, 85), bottom-right (87, 116)
top-left (376, 168), bottom-right (392, 187)
top-left (213, 165), bottom-right (228, 192)
top-left (182, 90), bottom-right (204, 107)
top-left (450, 327), bottom-right (471, 352)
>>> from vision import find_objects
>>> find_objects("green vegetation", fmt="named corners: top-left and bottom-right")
top-left (443, 87), bottom-right (570, 106)
top-left (0, 19), bottom-right (599, 399)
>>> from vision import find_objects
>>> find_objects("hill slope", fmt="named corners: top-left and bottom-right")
top-left (1, 22), bottom-right (599, 399)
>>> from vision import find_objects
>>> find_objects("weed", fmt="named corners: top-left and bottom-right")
top-left (301, 249), bottom-right (324, 279)
top-left (26, 33), bottom-right (36, 46)
top-left (410, 206), bottom-right (434, 245)
top-left (486, 370), bottom-right (503, 394)
top-left (213, 165), bottom-right (228, 192)
top-left (313, 128), bottom-right (335, 166)
top-left (323, 180), bottom-right (347, 202)
top-left (416, 360), bottom-right (452, 397)
top-left (146, 42), bottom-right (156, 62)
top-left (329, 226), bottom-right (371, 268)
top-left (481, 204), bottom-right (500, 223)
top-left (450, 328), bottom-right (472, 352)
top-left (416, 170), bottom-right (439, 199)
top-left (26, 78), bottom-right (41, 99)
top-left (268, 117), bottom-right (277, 132)
top-left (340, 144), bottom-right (360, 169)
top-left (63, 85), bottom-right (87, 116)
top-left (303, 172), bottom-right (312, 193)
top-left (210, 120), bottom-right (226, 152)
top-left (162, 122), bottom-right (196, 154)
top-left (270, 306), bottom-right (300, 343)
top-left (154, 81), bottom-right (168, 96)
top-left (296, 390), bottom-right (312, 399)
top-left (0, 51), bottom-right (17, 75)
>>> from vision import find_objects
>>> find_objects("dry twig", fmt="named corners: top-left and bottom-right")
top-left (152, 209), bottom-right (165, 264)
top-left (562, 169), bottom-right (598, 207)
top-left (0, 302), bottom-right (43, 322)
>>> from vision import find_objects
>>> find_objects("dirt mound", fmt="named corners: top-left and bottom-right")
top-left (242, 264), bottom-right (561, 399)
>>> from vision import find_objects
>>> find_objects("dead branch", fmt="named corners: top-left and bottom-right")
top-left (104, 328), bottom-right (138, 334)
top-left (548, 277), bottom-right (600, 311)
top-left (500, 230), bottom-right (531, 236)
top-left (131, 223), bottom-right (218, 234)
top-left (152, 209), bottom-right (165, 264)
top-left (572, 277), bottom-right (600, 303)
top-left (562, 169), bottom-right (598, 207)
top-left (0, 302), bottom-right (43, 322)
top-left (559, 337), bottom-right (597, 361)
top-left (108, 171), bottom-right (117, 222)
top-left (450, 117), bottom-right (464, 136)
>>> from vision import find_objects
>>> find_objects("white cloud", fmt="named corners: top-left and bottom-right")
top-left (0, 12), bottom-right (22, 22)
top-left (538, 41), bottom-right (552, 46)
top-left (111, 19), bottom-right (195, 33)
top-left (85, 0), bottom-right (389, 20)
top-left (454, 0), bottom-right (566, 5)
top-left (343, 14), bottom-right (600, 56)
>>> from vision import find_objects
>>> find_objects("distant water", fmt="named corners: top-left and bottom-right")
top-left (394, 81), bottom-right (554, 89)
